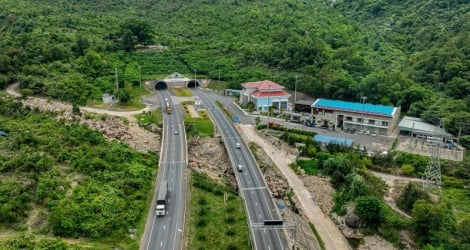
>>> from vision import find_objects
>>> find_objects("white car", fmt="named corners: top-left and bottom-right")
top-left (237, 165), bottom-right (243, 172)
top-left (236, 143), bottom-right (241, 149)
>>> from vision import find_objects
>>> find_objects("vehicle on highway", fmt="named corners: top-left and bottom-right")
top-left (236, 142), bottom-right (241, 148)
top-left (174, 130), bottom-right (179, 135)
top-left (156, 180), bottom-right (168, 216)
top-left (237, 164), bottom-right (243, 172)
top-left (166, 101), bottom-right (172, 114)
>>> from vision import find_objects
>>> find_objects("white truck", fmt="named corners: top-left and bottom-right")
top-left (156, 180), bottom-right (168, 216)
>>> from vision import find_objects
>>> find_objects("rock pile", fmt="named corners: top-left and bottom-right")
top-left (18, 97), bottom-right (159, 153)
top-left (265, 174), bottom-right (289, 198)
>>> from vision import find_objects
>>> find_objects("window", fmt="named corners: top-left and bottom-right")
top-left (369, 119), bottom-right (375, 125)
top-left (346, 116), bottom-right (352, 121)
top-left (382, 121), bottom-right (388, 126)
top-left (357, 118), bottom-right (363, 123)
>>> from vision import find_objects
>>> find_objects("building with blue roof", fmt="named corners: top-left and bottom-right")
top-left (311, 99), bottom-right (400, 136)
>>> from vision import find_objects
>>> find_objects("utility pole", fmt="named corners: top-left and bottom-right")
top-left (361, 96), bottom-right (367, 132)
top-left (422, 118), bottom-right (444, 195)
top-left (294, 75), bottom-right (298, 103)
top-left (218, 63), bottom-right (221, 93)
top-left (194, 69), bottom-right (197, 89)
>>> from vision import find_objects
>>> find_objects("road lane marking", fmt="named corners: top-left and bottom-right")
top-left (241, 187), bottom-right (267, 191)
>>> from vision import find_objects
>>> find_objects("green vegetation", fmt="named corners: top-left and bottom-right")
top-left (187, 171), bottom-right (249, 250)
top-left (173, 88), bottom-right (193, 97)
top-left (0, 0), bottom-right (469, 248)
top-left (0, 98), bottom-right (157, 248)
top-left (182, 100), bottom-right (214, 137)
top-left (296, 159), bottom-right (321, 175)
top-left (136, 109), bottom-right (163, 130)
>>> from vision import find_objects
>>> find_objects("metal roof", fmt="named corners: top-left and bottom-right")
top-left (312, 99), bottom-right (396, 117)
top-left (294, 100), bottom-right (315, 106)
top-left (313, 134), bottom-right (353, 146)
top-left (398, 116), bottom-right (453, 138)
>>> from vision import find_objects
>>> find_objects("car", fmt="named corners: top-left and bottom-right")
top-left (343, 128), bottom-right (350, 133)
top-left (364, 130), bottom-right (371, 135)
top-left (237, 164), bottom-right (243, 172)
top-left (174, 130), bottom-right (179, 135)
top-left (236, 142), bottom-right (241, 149)
top-left (371, 133), bottom-right (377, 137)
top-left (349, 128), bottom-right (357, 134)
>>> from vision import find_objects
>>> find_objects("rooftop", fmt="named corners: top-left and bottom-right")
top-left (313, 134), bottom-right (353, 146)
top-left (242, 80), bottom-right (284, 90)
top-left (312, 99), bottom-right (396, 117)
top-left (398, 116), bottom-right (453, 138)
top-left (251, 90), bottom-right (291, 98)
top-left (294, 100), bottom-right (315, 106)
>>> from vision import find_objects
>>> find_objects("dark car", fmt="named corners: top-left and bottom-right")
top-left (349, 128), bottom-right (357, 134)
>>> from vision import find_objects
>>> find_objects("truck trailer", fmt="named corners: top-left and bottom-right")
top-left (166, 101), bottom-right (172, 114)
top-left (156, 180), bottom-right (168, 216)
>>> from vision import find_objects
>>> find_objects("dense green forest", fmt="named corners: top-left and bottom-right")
top-left (0, 0), bottom-right (469, 248)
top-left (0, 0), bottom-right (468, 143)
top-left (0, 97), bottom-right (157, 248)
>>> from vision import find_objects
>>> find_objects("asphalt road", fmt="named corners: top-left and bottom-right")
top-left (202, 91), bottom-right (394, 152)
top-left (141, 90), bottom-right (187, 250)
top-left (194, 88), bottom-right (288, 250)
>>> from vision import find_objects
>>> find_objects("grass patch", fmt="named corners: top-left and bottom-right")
top-left (182, 100), bottom-right (214, 137)
top-left (443, 187), bottom-right (470, 222)
top-left (185, 116), bottom-right (214, 138)
top-left (296, 159), bottom-right (322, 175)
top-left (135, 108), bottom-right (162, 130)
top-left (187, 171), bottom-right (249, 250)
top-left (173, 88), bottom-right (193, 97)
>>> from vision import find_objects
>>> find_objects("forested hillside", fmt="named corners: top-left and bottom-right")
top-left (1, 0), bottom-right (470, 248)
top-left (1, 0), bottom-right (468, 140)
top-left (0, 97), bottom-right (157, 248)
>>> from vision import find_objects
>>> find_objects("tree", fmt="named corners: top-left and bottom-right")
top-left (323, 156), bottom-right (353, 187)
top-left (411, 200), bottom-right (456, 246)
top-left (355, 195), bottom-right (382, 226)
top-left (255, 116), bottom-right (261, 126)
top-left (396, 182), bottom-right (429, 213)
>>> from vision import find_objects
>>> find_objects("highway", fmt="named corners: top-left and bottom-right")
top-left (193, 89), bottom-right (288, 250)
top-left (141, 90), bottom-right (187, 250)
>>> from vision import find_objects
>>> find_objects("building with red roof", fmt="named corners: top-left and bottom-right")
top-left (239, 80), bottom-right (291, 112)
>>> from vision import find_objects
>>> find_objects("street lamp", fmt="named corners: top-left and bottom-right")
top-left (361, 96), bottom-right (367, 132)
top-left (218, 63), bottom-right (221, 93)
top-left (294, 75), bottom-right (298, 103)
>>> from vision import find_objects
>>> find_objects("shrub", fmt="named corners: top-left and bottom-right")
top-left (401, 164), bottom-right (415, 176)
top-left (355, 195), bottom-right (383, 226)
top-left (197, 219), bottom-right (207, 227)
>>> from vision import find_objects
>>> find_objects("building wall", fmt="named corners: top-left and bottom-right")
top-left (312, 108), bottom-right (400, 136)
top-left (254, 97), bottom-right (289, 111)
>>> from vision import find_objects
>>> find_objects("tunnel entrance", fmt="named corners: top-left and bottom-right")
top-left (154, 81), bottom-right (168, 90)
top-left (187, 80), bottom-right (201, 88)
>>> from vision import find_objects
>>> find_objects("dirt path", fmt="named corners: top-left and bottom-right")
top-left (370, 171), bottom-right (425, 219)
top-left (237, 124), bottom-right (351, 250)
